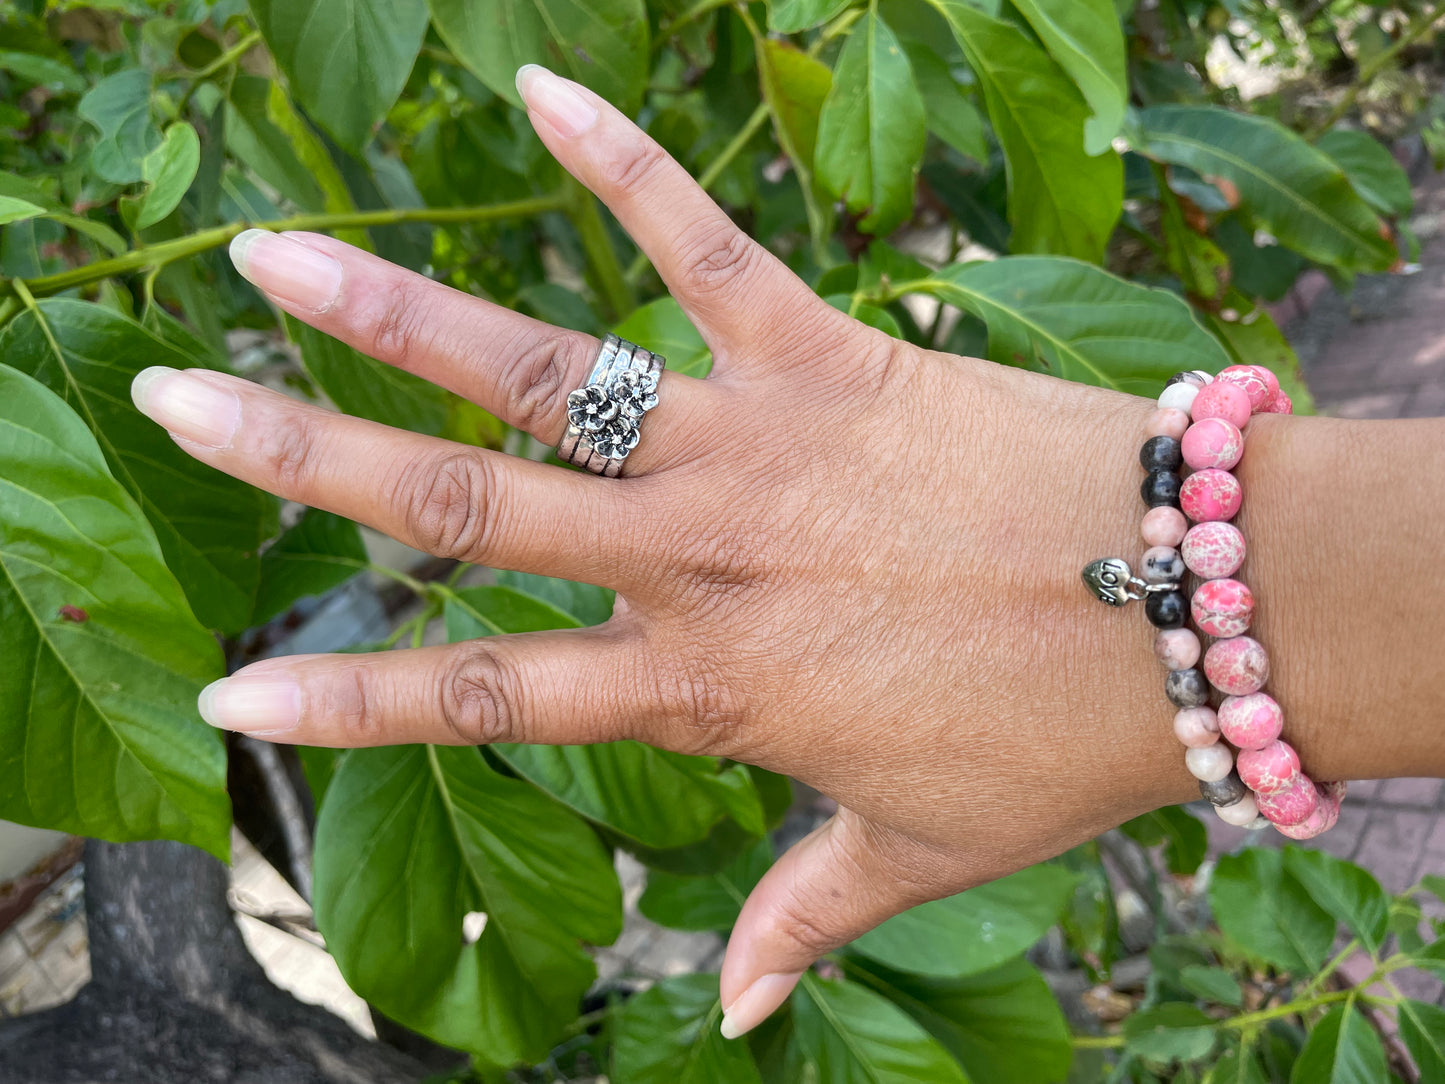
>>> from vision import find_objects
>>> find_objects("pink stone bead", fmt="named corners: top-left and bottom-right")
top-left (1259, 391), bottom-right (1293, 415)
top-left (1192, 578), bottom-right (1254, 638)
top-left (1181, 521), bottom-right (1246, 579)
top-left (1216, 364), bottom-right (1272, 411)
top-left (1145, 407), bottom-right (1192, 441)
top-left (1181, 417), bottom-right (1245, 471)
top-left (1256, 773), bottom-right (1320, 827)
top-left (1141, 506), bottom-right (1188, 548)
top-left (1173, 706), bottom-right (1220, 748)
top-left (1275, 798), bottom-right (1338, 839)
top-left (1189, 381), bottom-right (1252, 430)
top-left (1251, 366), bottom-right (1281, 408)
top-left (1217, 692), bottom-right (1283, 750)
top-left (1185, 742), bottom-right (1234, 782)
top-left (1180, 468), bottom-right (1242, 523)
top-left (1156, 628), bottom-right (1201, 671)
top-left (1204, 635), bottom-right (1269, 695)
top-left (1215, 792), bottom-right (1260, 827)
top-left (1237, 739), bottom-right (1300, 792)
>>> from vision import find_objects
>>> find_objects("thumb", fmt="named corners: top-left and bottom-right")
top-left (717, 809), bottom-right (948, 1039)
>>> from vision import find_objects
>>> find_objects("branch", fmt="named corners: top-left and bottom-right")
top-left (1310, 6), bottom-right (1445, 137)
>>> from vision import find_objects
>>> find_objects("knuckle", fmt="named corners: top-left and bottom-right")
top-left (498, 331), bottom-right (583, 433)
top-left (773, 899), bottom-right (850, 956)
top-left (266, 412), bottom-right (321, 493)
top-left (368, 279), bottom-right (438, 361)
top-left (677, 224), bottom-right (760, 301)
top-left (652, 657), bottom-right (749, 756)
top-left (400, 453), bottom-right (498, 562)
top-left (438, 645), bottom-right (522, 745)
top-left (600, 137), bottom-right (670, 194)
top-left (326, 665), bottom-right (383, 743)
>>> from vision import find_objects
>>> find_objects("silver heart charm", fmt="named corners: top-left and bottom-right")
top-left (1082, 557), bottom-right (1134, 607)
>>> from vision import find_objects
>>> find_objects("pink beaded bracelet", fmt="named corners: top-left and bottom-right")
top-left (1082, 365), bottom-right (1344, 840)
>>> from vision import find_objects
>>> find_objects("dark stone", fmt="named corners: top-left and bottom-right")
top-left (1166, 371), bottom-right (1207, 388)
top-left (1139, 436), bottom-right (1183, 473)
top-left (1200, 772), bottom-right (1250, 807)
top-left (1141, 469), bottom-right (1182, 508)
top-left (1145, 589), bottom-right (1188, 629)
top-left (1166, 667), bottom-right (1210, 708)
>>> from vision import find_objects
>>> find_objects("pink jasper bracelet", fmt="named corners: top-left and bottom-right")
top-left (1082, 365), bottom-right (1344, 840)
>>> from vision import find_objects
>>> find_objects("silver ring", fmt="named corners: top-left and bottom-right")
top-left (557, 333), bottom-right (665, 478)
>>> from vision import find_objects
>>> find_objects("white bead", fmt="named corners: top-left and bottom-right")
top-left (1185, 743), bottom-right (1233, 782)
top-left (1214, 793), bottom-right (1260, 826)
top-left (1159, 382), bottom-right (1199, 413)
top-left (1191, 369), bottom-right (1215, 384)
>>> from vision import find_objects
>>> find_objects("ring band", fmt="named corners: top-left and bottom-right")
top-left (557, 333), bottom-right (665, 478)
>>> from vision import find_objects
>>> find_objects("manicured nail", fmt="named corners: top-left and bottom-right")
top-left (229, 228), bottom-right (343, 313)
top-left (515, 64), bottom-right (598, 138)
top-left (719, 972), bottom-right (803, 1040)
top-left (199, 675), bottom-right (301, 734)
top-left (130, 366), bottom-right (241, 449)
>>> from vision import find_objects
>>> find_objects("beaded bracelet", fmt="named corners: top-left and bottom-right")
top-left (1082, 365), bottom-right (1345, 840)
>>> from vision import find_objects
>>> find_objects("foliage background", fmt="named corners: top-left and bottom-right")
top-left (1, 0), bottom-right (1443, 1080)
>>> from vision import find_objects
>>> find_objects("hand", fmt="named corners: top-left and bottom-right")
top-left (128, 65), bottom-right (1256, 1037)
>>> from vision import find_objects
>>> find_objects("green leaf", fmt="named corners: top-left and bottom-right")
top-left (252, 508), bottom-right (368, 625)
top-left (1209, 848), bottom-right (1334, 973)
top-left (639, 838), bottom-right (772, 931)
top-left (1289, 1004), bottom-right (1388, 1084)
top-left (612, 297), bottom-right (713, 378)
top-left (78, 68), bottom-right (160, 184)
top-left (815, 9), bottom-right (926, 236)
top-left (494, 569), bottom-right (615, 626)
top-left (1281, 846), bottom-right (1389, 955)
top-left (926, 0), bottom-right (1122, 262)
top-left (225, 75), bottom-right (326, 211)
top-left (905, 256), bottom-right (1230, 394)
top-left (429, 0), bottom-right (650, 115)
top-left (1010, 0), bottom-right (1127, 155)
top-left (823, 294), bottom-right (903, 338)
top-left (850, 863), bottom-right (1076, 977)
top-left (757, 38), bottom-right (835, 256)
top-left (1316, 128), bottom-right (1413, 218)
top-left (1132, 106), bottom-right (1397, 272)
top-left (1123, 1003), bottom-right (1217, 1066)
top-left (1399, 999), bottom-right (1445, 1084)
top-left (261, 84), bottom-right (368, 249)
top-left (0, 50), bottom-right (87, 95)
top-left (792, 973), bottom-right (968, 1083)
top-left (0, 300), bottom-right (270, 633)
top-left (842, 954), bottom-right (1072, 1084)
top-left (313, 743), bottom-right (621, 1062)
top-left (903, 42), bottom-right (988, 163)
top-left (0, 366), bottom-right (229, 857)
top-left (1202, 302), bottom-right (1315, 415)
top-left (768, 0), bottom-right (855, 33)
top-left (1178, 965), bottom-right (1244, 1008)
top-left (0, 195), bottom-right (46, 227)
top-left (133, 121), bottom-right (201, 230)
top-left (612, 973), bottom-right (764, 1084)
top-left (1121, 805), bottom-right (1208, 875)
top-left (249, 0), bottom-right (428, 152)
top-left (1204, 1040), bottom-right (1272, 1084)
top-left (1424, 874), bottom-right (1445, 905)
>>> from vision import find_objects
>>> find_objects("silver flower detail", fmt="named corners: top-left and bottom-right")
top-left (566, 384), bottom-right (618, 432)
top-left (593, 418), bottom-right (641, 460)
top-left (611, 368), bottom-right (660, 420)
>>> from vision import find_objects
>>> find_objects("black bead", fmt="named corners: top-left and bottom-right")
top-left (1165, 668), bottom-right (1210, 708)
top-left (1140, 436), bottom-right (1183, 473)
top-left (1140, 469), bottom-right (1181, 508)
top-left (1145, 589), bottom-right (1188, 629)
top-left (1165, 371), bottom-right (1195, 387)
top-left (1200, 772), bottom-right (1249, 807)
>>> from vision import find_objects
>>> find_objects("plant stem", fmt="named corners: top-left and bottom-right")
top-left (564, 177), bottom-right (636, 320)
top-left (1310, 5), bottom-right (1445, 136)
top-left (367, 563), bottom-right (429, 598)
top-left (4, 195), bottom-right (569, 301)
top-left (1299, 939), bottom-right (1360, 998)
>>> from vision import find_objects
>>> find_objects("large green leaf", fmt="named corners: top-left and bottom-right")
top-left (1121, 804), bottom-right (1207, 875)
top-left (1288, 1004), bottom-right (1388, 1084)
top-left (611, 297), bottom-right (712, 377)
top-left (0, 367), bottom-right (229, 856)
top-left (132, 121), bottom-right (201, 230)
top-left (312, 743), bottom-right (621, 1061)
top-left (251, 508), bottom-right (368, 625)
top-left (1132, 106), bottom-right (1397, 272)
top-left (1209, 848), bottom-right (1334, 973)
top-left (248, 0), bottom-right (428, 152)
top-left (1124, 1003), bottom-right (1218, 1066)
top-left (767, 0), bottom-right (854, 33)
top-left (444, 584), bottom-right (765, 846)
top-left (901, 256), bottom-right (1229, 393)
top-left (225, 75), bottom-right (326, 211)
top-left (926, 0), bottom-right (1122, 262)
top-left (1281, 846), bottom-right (1389, 955)
top-left (1399, 999), bottom-right (1445, 1084)
top-left (639, 838), bottom-right (772, 932)
top-left (77, 68), bottom-right (159, 184)
top-left (792, 973), bottom-right (968, 1083)
top-left (0, 195), bottom-right (45, 228)
top-left (902, 42), bottom-right (988, 163)
top-left (815, 9), bottom-right (926, 236)
top-left (849, 863), bottom-right (1076, 978)
top-left (757, 38), bottom-right (835, 257)
top-left (611, 973), bottom-right (763, 1084)
top-left (0, 300), bottom-right (272, 633)
top-left (1010, 0), bottom-right (1127, 155)
top-left (1316, 128), bottom-right (1413, 218)
top-left (428, 0), bottom-right (650, 115)
top-left (842, 954), bottom-right (1072, 1084)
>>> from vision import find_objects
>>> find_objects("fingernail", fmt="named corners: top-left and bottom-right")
top-left (515, 64), bottom-right (598, 138)
top-left (720, 972), bottom-right (803, 1040)
top-left (229, 228), bottom-right (343, 313)
top-left (199, 675), bottom-right (301, 734)
top-left (130, 366), bottom-right (241, 449)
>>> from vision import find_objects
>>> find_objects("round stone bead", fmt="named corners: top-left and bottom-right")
top-left (1155, 627), bottom-right (1201, 671)
top-left (1166, 371), bottom-right (1209, 388)
top-left (1145, 589), bottom-right (1189, 629)
top-left (1173, 705), bottom-right (1219, 747)
top-left (1203, 635), bottom-right (1269, 696)
top-left (1180, 469), bottom-right (1242, 523)
top-left (1181, 521), bottom-right (1246, 580)
top-left (1191, 370), bottom-right (1215, 384)
top-left (1142, 546), bottom-right (1185, 584)
top-left (1140, 435), bottom-right (1184, 472)
top-left (1142, 506), bottom-right (1188, 548)
top-left (1191, 578), bottom-right (1254, 638)
top-left (1237, 739), bottom-right (1301, 793)
top-left (1141, 469), bottom-right (1182, 509)
top-left (1251, 366), bottom-right (1281, 407)
top-left (1217, 693), bottom-right (1283, 750)
top-left (1216, 364), bottom-right (1273, 411)
top-left (1145, 407), bottom-right (1191, 441)
top-left (1259, 391), bottom-right (1293, 415)
top-left (1185, 742), bottom-right (1234, 783)
top-left (1158, 382), bottom-right (1199, 414)
top-left (1166, 667), bottom-right (1210, 708)
top-left (1215, 792), bottom-right (1262, 826)
top-left (1189, 381), bottom-right (1252, 430)
top-left (1199, 770), bottom-right (1247, 805)
top-left (1256, 773), bottom-right (1319, 826)
top-left (1275, 797), bottom-right (1339, 839)
top-left (1181, 417), bottom-right (1244, 471)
